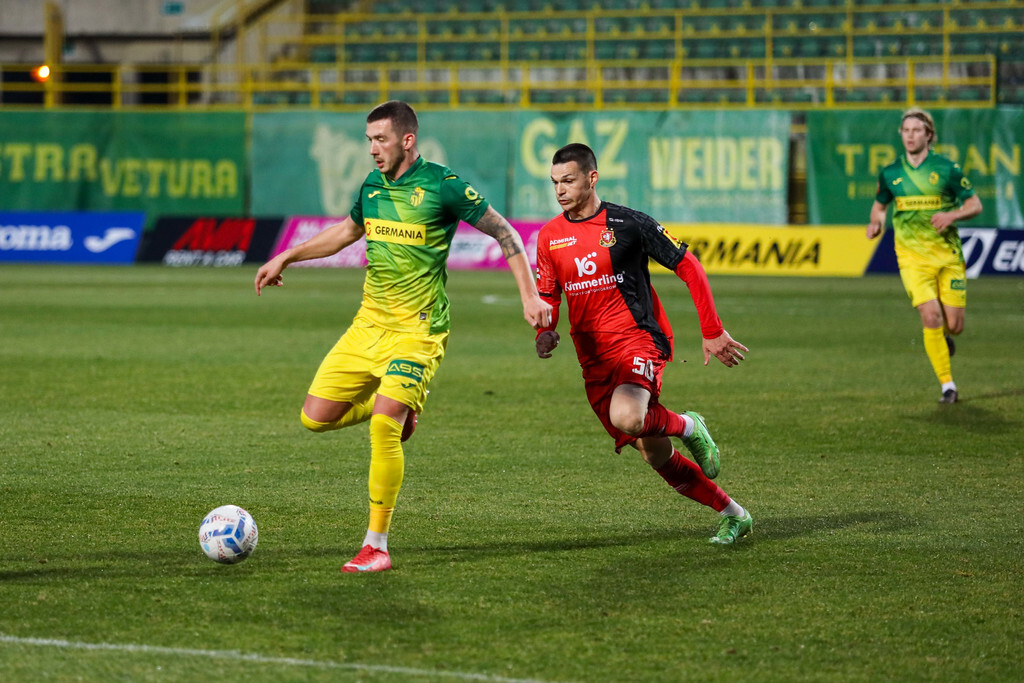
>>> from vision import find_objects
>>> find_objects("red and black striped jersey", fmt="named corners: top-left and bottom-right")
top-left (536, 201), bottom-right (689, 360)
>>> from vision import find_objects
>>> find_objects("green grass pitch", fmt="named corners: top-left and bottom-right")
top-left (1, 264), bottom-right (1022, 681)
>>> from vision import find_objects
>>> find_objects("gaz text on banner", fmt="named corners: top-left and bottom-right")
top-left (513, 110), bottom-right (791, 223)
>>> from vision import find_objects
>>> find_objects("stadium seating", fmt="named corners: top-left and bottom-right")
top-left (10, 0), bottom-right (1019, 109)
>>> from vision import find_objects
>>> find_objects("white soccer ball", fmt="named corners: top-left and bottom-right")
top-left (198, 505), bottom-right (258, 564)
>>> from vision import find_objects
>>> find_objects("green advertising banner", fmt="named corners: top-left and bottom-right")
top-left (0, 111), bottom-right (245, 221)
top-left (806, 109), bottom-right (1024, 228)
top-left (251, 111), bottom-right (515, 216)
top-left (513, 110), bottom-right (791, 222)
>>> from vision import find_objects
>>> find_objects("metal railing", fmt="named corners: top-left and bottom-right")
top-left (0, 54), bottom-right (996, 110)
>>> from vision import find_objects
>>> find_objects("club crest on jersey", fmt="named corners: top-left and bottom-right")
top-left (656, 224), bottom-right (684, 248)
top-left (929, 172), bottom-right (939, 185)
top-left (598, 229), bottom-right (616, 247)
top-left (410, 187), bottom-right (425, 206)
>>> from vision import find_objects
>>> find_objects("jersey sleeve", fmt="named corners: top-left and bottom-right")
top-left (674, 251), bottom-right (724, 340)
top-left (636, 212), bottom-right (688, 271)
top-left (439, 171), bottom-right (490, 225)
top-left (347, 179), bottom-right (366, 226)
top-left (948, 162), bottom-right (976, 203)
top-left (534, 227), bottom-right (562, 335)
top-left (875, 169), bottom-right (894, 205)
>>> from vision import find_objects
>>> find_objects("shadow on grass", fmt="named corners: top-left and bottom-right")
top-left (910, 390), bottom-right (1024, 434)
top-left (0, 552), bottom-right (267, 583)
top-left (409, 509), bottom-right (901, 558)
top-left (0, 510), bottom-right (901, 583)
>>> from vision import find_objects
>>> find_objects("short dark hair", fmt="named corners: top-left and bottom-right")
top-left (367, 100), bottom-right (419, 137)
top-left (552, 143), bottom-right (597, 173)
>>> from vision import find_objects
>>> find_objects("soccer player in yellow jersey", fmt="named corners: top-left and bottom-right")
top-left (255, 101), bottom-right (552, 571)
top-left (867, 108), bottom-right (982, 404)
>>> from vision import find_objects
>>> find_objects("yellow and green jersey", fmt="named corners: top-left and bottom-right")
top-left (348, 157), bottom-right (489, 334)
top-left (875, 151), bottom-right (976, 265)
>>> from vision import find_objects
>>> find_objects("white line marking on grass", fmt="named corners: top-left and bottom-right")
top-left (0, 633), bottom-right (558, 683)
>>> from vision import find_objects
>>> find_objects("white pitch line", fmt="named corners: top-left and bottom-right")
top-left (0, 633), bottom-right (558, 683)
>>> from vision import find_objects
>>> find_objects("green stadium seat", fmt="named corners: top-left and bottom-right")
top-left (644, 16), bottom-right (673, 36)
top-left (467, 42), bottom-right (498, 61)
top-left (951, 87), bottom-right (982, 102)
top-left (343, 90), bottom-right (375, 105)
top-left (615, 42), bottom-right (641, 60)
top-left (310, 45), bottom-right (336, 63)
top-left (998, 85), bottom-right (1024, 104)
top-left (510, 42), bottom-right (542, 61)
top-left (426, 44), bottom-right (445, 61)
top-left (773, 37), bottom-right (798, 58)
top-left (643, 41), bottom-right (672, 60)
top-left (691, 16), bottom-right (722, 34)
top-left (680, 88), bottom-right (708, 104)
top-left (715, 88), bottom-right (748, 104)
top-left (594, 17), bottom-right (622, 36)
top-left (694, 40), bottom-right (722, 60)
top-left (951, 36), bottom-right (987, 56)
top-left (604, 89), bottom-right (628, 104)
top-left (798, 39), bottom-right (825, 58)
top-left (905, 37), bottom-right (943, 57)
top-left (252, 93), bottom-right (282, 105)
top-left (835, 88), bottom-right (867, 103)
top-left (852, 37), bottom-right (879, 58)
top-left (915, 86), bottom-right (945, 102)
top-left (594, 41), bottom-right (618, 60)
top-left (822, 36), bottom-right (847, 57)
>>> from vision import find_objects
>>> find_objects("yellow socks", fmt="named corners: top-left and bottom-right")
top-left (922, 326), bottom-right (953, 385)
top-left (298, 403), bottom-right (405, 547)
top-left (367, 413), bottom-right (405, 535)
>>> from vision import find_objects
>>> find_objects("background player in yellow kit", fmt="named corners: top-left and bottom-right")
top-left (867, 108), bottom-right (983, 404)
top-left (255, 100), bottom-right (551, 572)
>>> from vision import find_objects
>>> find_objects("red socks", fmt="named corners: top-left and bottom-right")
top-left (654, 449), bottom-right (730, 511)
top-left (640, 403), bottom-right (686, 438)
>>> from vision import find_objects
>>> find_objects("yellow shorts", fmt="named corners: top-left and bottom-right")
top-left (307, 318), bottom-right (449, 413)
top-left (897, 257), bottom-right (967, 309)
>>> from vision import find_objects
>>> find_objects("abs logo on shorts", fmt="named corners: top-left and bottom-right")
top-left (386, 359), bottom-right (425, 383)
top-left (950, 279), bottom-right (966, 291)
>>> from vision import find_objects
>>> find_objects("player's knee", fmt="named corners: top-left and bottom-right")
top-left (610, 407), bottom-right (644, 436)
top-left (300, 409), bottom-right (333, 433)
top-left (948, 319), bottom-right (964, 335)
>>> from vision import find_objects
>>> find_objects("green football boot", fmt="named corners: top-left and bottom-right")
top-left (681, 411), bottom-right (720, 479)
top-left (709, 511), bottom-right (753, 545)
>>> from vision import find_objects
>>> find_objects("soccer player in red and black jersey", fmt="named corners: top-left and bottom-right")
top-left (534, 143), bottom-right (753, 544)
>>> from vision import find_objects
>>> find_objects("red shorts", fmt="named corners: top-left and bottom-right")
top-left (573, 331), bottom-right (669, 451)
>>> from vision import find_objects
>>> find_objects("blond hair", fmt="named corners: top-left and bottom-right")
top-left (901, 108), bottom-right (936, 145)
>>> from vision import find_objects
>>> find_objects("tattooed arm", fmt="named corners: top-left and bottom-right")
top-left (473, 206), bottom-right (552, 329)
